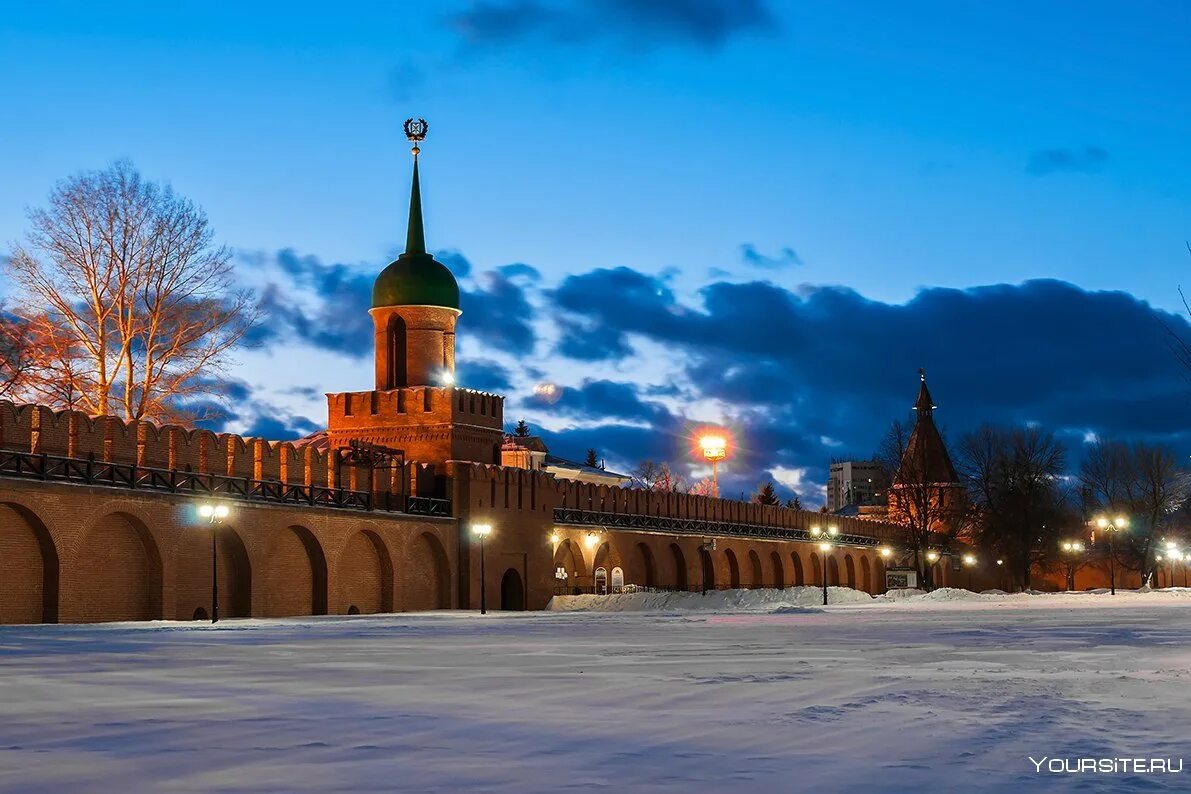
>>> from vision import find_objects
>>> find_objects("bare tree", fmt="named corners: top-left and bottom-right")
top-left (0, 306), bottom-right (34, 399)
top-left (1080, 440), bottom-right (1190, 586)
top-left (958, 425), bottom-right (1070, 590)
top-left (6, 161), bottom-right (255, 421)
top-left (631, 461), bottom-right (687, 493)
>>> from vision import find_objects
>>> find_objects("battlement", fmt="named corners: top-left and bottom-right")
top-left (326, 386), bottom-right (505, 467)
top-left (444, 460), bottom-right (904, 542)
top-left (0, 400), bottom-right (444, 502)
top-left (549, 478), bottom-right (901, 540)
top-left (327, 386), bottom-right (503, 429)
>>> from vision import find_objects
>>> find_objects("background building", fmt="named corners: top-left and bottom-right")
top-left (827, 460), bottom-right (887, 512)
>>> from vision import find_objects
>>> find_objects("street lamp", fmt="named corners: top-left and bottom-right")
top-left (471, 523), bottom-right (493, 614)
top-left (698, 433), bottom-right (728, 498)
top-left (817, 541), bottom-right (833, 605)
top-left (962, 553), bottom-right (977, 591)
top-left (197, 502), bottom-right (230, 624)
top-left (1095, 515), bottom-right (1128, 595)
top-left (1060, 540), bottom-right (1085, 591)
top-left (925, 550), bottom-right (940, 590)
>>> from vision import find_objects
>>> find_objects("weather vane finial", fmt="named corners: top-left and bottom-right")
top-left (404, 117), bottom-right (428, 158)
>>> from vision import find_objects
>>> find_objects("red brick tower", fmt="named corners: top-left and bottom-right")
top-left (326, 122), bottom-right (504, 465)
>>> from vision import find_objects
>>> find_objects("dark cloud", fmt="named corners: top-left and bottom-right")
top-left (457, 358), bottom-right (515, 393)
top-left (528, 378), bottom-right (672, 425)
top-left (248, 248), bottom-right (536, 357)
top-left (436, 249), bottom-right (473, 279)
top-left (1027, 146), bottom-right (1109, 176)
top-left (740, 243), bottom-right (803, 269)
top-left (242, 412), bottom-right (320, 441)
top-left (449, 0), bottom-right (776, 51)
top-left (246, 249), bottom-right (374, 356)
top-left (545, 269), bottom-right (1191, 498)
top-left (460, 269), bottom-right (537, 354)
top-left (498, 262), bottom-right (541, 281)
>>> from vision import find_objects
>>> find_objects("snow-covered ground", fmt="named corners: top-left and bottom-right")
top-left (1, 589), bottom-right (1189, 792)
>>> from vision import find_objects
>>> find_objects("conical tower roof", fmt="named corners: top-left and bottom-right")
top-left (372, 143), bottom-right (460, 310)
top-left (896, 370), bottom-right (958, 486)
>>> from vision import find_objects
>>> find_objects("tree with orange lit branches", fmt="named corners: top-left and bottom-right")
top-left (6, 160), bottom-right (256, 422)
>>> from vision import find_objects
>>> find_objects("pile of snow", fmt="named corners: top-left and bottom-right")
top-left (547, 586), bottom-right (873, 613)
top-left (881, 588), bottom-right (927, 601)
top-left (919, 587), bottom-right (998, 602)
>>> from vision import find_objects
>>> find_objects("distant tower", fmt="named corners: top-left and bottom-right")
top-left (372, 118), bottom-right (460, 389)
top-left (887, 369), bottom-right (963, 527)
top-left (325, 120), bottom-right (504, 466)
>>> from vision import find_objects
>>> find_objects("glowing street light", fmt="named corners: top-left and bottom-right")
top-left (817, 540), bottom-right (833, 606)
top-left (1095, 515), bottom-right (1128, 595)
top-left (962, 553), bottom-right (977, 591)
top-left (196, 502), bottom-right (230, 624)
top-left (698, 432), bottom-right (728, 498)
top-left (1058, 540), bottom-right (1086, 591)
top-left (471, 523), bottom-right (493, 614)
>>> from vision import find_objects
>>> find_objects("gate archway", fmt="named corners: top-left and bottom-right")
top-left (671, 544), bottom-right (688, 590)
top-left (791, 552), bottom-right (804, 586)
top-left (73, 512), bottom-right (162, 623)
top-left (501, 568), bottom-right (524, 610)
top-left (770, 551), bottom-right (784, 588)
top-left (0, 502), bottom-right (58, 624)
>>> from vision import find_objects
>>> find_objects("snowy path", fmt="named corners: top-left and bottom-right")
top-left (0, 593), bottom-right (1189, 791)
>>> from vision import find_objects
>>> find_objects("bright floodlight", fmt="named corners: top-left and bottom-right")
top-left (198, 504), bottom-right (215, 518)
top-left (1166, 540), bottom-right (1178, 552)
top-left (1096, 517), bottom-right (1108, 529)
top-left (698, 434), bottom-right (727, 462)
top-left (584, 531), bottom-right (599, 549)
top-left (996, 559), bottom-right (1003, 566)
top-left (927, 551), bottom-right (940, 562)
top-left (471, 523), bottom-right (493, 538)
top-left (827, 526), bottom-right (839, 537)
top-left (879, 547), bottom-right (892, 558)
top-left (214, 505), bottom-right (230, 519)
top-left (810, 526), bottom-right (822, 536)
top-left (549, 531), bottom-right (560, 545)
top-left (818, 542), bottom-right (832, 552)
top-left (963, 554), bottom-right (976, 566)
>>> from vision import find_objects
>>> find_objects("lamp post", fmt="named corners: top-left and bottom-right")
top-left (962, 553), bottom-right (977, 591)
top-left (810, 525), bottom-right (838, 605)
top-left (1060, 540), bottom-right (1085, 591)
top-left (995, 558), bottom-right (1004, 591)
top-left (471, 523), bottom-right (493, 614)
top-left (1164, 541), bottom-right (1180, 589)
top-left (926, 550), bottom-right (940, 590)
top-left (698, 433), bottom-right (728, 498)
top-left (197, 502), bottom-right (230, 624)
top-left (1095, 515), bottom-right (1128, 595)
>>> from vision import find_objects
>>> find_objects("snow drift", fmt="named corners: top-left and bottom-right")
top-left (547, 586), bottom-right (873, 613)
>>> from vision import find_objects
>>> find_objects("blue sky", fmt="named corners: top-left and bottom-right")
top-left (3, 1), bottom-right (1191, 502)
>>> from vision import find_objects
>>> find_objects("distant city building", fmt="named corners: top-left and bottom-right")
top-left (827, 460), bottom-right (887, 512)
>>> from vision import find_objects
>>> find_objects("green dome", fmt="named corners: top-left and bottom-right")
top-left (373, 154), bottom-right (460, 310)
top-left (372, 252), bottom-right (460, 310)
